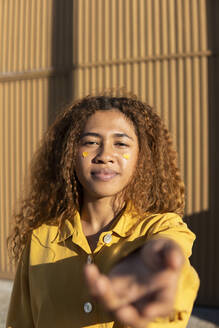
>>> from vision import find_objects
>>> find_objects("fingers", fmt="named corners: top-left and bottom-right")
top-left (140, 290), bottom-right (175, 320)
top-left (134, 268), bottom-right (179, 320)
top-left (84, 264), bottom-right (150, 327)
top-left (84, 263), bottom-right (178, 324)
top-left (84, 264), bottom-right (128, 310)
top-left (84, 263), bottom-right (101, 296)
top-left (114, 304), bottom-right (149, 328)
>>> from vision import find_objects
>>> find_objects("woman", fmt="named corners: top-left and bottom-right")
top-left (7, 95), bottom-right (199, 328)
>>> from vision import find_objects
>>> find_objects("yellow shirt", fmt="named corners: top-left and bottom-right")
top-left (7, 211), bottom-right (199, 328)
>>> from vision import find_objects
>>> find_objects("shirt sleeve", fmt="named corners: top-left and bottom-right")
top-left (147, 213), bottom-right (200, 328)
top-left (6, 240), bottom-right (35, 328)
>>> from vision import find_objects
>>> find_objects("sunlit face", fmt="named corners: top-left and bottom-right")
top-left (75, 109), bottom-right (139, 201)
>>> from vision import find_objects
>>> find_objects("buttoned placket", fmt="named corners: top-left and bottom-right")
top-left (83, 232), bottom-right (115, 316)
top-left (83, 253), bottom-right (94, 315)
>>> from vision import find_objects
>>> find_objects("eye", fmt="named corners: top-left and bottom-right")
top-left (115, 142), bottom-right (129, 147)
top-left (83, 140), bottom-right (99, 146)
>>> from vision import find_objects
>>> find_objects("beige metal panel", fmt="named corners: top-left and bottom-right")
top-left (191, 0), bottom-right (200, 53)
top-left (154, 0), bottom-right (161, 56)
top-left (145, 0), bottom-right (153, 56)
top-left (0, 79), bottom-right (49, 278)
top-left (117, 0), bottom-right (125, 60)
top-left (200, 56), bottom-right (209, 211)
top-left (95, 0), bottom-right (106, 62)
top-left (199, 0), bottom-right (207, 51)
top-left (0, 74), bottom-right (72, 278)
top-left (176, 0), bottom-right (184, 53)
top-left (169, 0), bottom-right (177, 54)
top-left (193, 57), bottom-right (201, 213)
top-left (124, 0), bottom-right (132, 59)
top-left (161, 0), bottom-right (169, 55)
top-left (183, 0), bottom-right (192, 53)
top-left (0, 0), bottom-right (54, 73)
top-left (111, 0), bottom-right (118, 60)
top-left (177, 58), bottom-right (185, 180)
top-left (185, 57), bottom-right (193, 215)
top-left (169, 59), bottom-right (177, 149)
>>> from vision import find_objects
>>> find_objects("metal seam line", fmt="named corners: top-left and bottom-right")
top-left (0, 50), bottom-right (217, 82)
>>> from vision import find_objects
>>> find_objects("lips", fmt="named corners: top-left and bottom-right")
top-left (91, 168), bottom-right (118, 181)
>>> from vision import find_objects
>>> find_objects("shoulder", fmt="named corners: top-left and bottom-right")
top-left (143, 212), bottom-right (187, 233)
top-left (133, 212), bottom-right (185, 234)
top-left (134, 212), bottom-right (196, 258)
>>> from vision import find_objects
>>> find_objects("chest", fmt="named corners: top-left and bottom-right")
top-left (29, 234), bottom-right (146, 328)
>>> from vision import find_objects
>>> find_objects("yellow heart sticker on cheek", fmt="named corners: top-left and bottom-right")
top-left (82, 151), bottom-right (89, 158)
top-left (123, 153), bottom-right (130, 160)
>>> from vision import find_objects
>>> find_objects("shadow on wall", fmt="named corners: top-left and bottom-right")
top-left (185, 211), bottom-right (211, 306)
top-left (48, 0), bottom-right (74, 126)
top-left (185, 0), bottom-right (219, 308)
top-left (192, 306), bottom-right (219, 325)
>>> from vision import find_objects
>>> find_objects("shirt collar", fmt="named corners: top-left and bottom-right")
top-left (111, 203), bottom-right (140, 237)
top-left (53, 203), bottom-right (142, 243)
top-left (52, 212), bottom-right (80, 243)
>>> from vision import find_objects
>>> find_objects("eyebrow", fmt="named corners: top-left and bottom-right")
top-left (80, 132), bottom-right (133, 140)
top-left (80, 132), bottom-right (100, 138)
top-left (113, 133), bottom-right (133, 140)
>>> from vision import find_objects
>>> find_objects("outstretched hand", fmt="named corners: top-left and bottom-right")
top-left (84, 238), bottom-right (185, 328)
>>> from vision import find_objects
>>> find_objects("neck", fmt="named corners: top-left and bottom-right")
top-left (80, 195), bottom-right (123, 235)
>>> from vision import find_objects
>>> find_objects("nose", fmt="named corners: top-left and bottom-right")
top-left (92, 143), bottom-right (114, 164)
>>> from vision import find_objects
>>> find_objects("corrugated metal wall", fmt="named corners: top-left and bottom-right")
top-left (189, 0), bottom-right (219, 306)
top-left (0, 0), bottom-right (53, 278)
top-left (0, 0), bottom-right (218, 305)
top-left (0, 0), bottom-right (73, 278)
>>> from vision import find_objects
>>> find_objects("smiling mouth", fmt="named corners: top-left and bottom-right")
top-left (91, 169), bottom-right (118, 181)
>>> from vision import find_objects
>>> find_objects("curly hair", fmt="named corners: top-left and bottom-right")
top-left (8, 94), bottom-right (185, 261)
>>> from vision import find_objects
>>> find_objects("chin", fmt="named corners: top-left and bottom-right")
top-left (86, 186), bottom-right (123, 199)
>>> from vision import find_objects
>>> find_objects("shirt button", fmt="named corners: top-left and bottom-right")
top-left (87, 254), bottom-right (93, 264)
top-left (84, 302), bottom-right (93, 313)
top-left (103, 233), bottom-right (112, 244)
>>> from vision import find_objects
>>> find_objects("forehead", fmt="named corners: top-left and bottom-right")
top-left (83, 109), bottom-right (136, 135)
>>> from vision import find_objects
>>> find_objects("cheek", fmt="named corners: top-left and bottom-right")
top-left (79, 148), bottom-right (97, 159)
top-left (77, 147), bottom-right (92, 161)
top-left (75, 153), bottom-right (89, 176)
top-left (121, 151), bottom-right (138, 172)
top-left (82, 151), bottom-right (89, 158)
top-left (122, 153), bottom-right (130, 160)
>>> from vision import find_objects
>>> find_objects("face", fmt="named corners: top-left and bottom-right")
top-left (75, 109), bottom-right (139, 201)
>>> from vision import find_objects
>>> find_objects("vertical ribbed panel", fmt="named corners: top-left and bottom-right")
top-left (0, 0), bottom-right (74, 279)
top-left (1, 0), bottom-right (219, 306)
top-left (0, 0), bottom-right (53, 73)
top-left (0, 80), bottom-right (49, 278)
top-left (72, 0), bottom-right (209, 217)
top-left (0, 0), bottom-right (53, 279)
